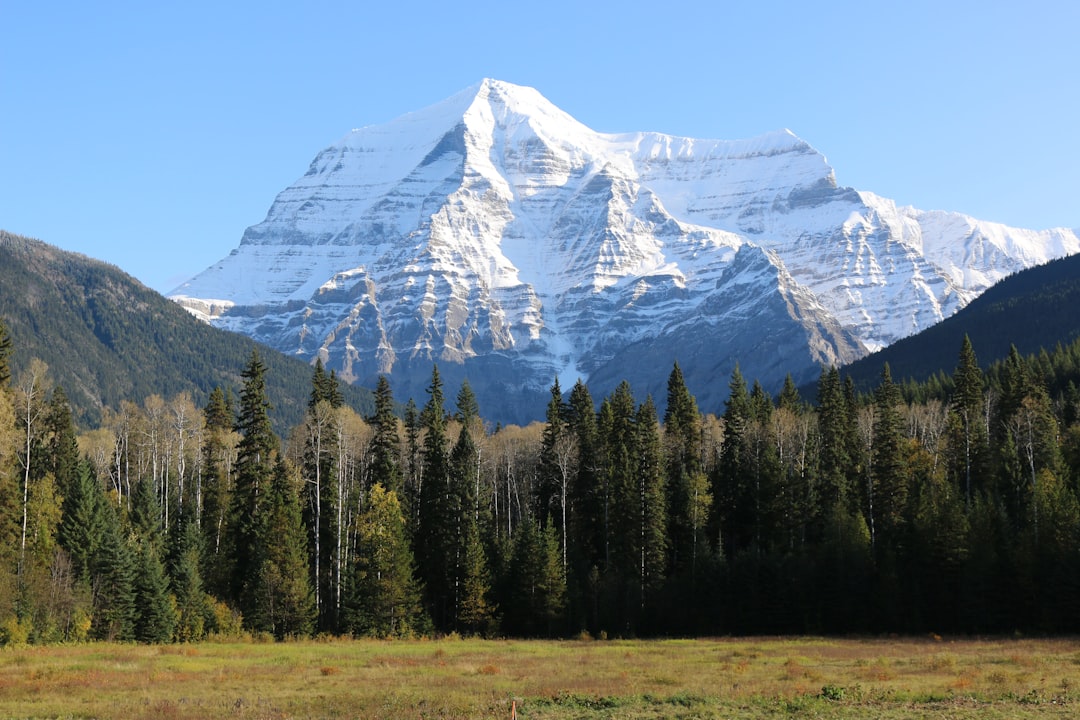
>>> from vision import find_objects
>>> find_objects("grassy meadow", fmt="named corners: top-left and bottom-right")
top-left (1, 636), bottom-right (1079, 719)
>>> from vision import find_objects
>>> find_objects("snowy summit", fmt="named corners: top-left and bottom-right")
top-left (170, 79), bottom-right (1080, 422)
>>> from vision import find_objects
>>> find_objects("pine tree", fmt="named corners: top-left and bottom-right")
top-left (538, 378), bottom-right (574, 575)
top-left (871, 364), bottom-right (908, 548)
top-left (414, 365), bottom-right (456, 630)
top-left (946, 335), bottom-right (988, 506)
top-left (346, 483), bottom-right (426, 637)
top-left (90, 502), bottom-right (135, 641)
top-left (504, 517), bottom-right (566, 636)
top-left (58, 461), bottom-right (107, 584)
top-left (663, 363), bottom-right (703, 577)
top-left (815, 367), bottom-right (856, 533)
top-left (369, 376), bottom-right (403, 497)
top-left (566, 379), bottom-right (600, 630)
top-left (250, 458), bottom-right (315, 639)
top-left (634, 396), bottom-right (668, 626)
top-left (168, 516), bottom-right (208, 641)
top-left (132, 538), bottom-right (177, 643)
top-left (712, 366), bottom-right (751, 556)
top-left (456, 517), bottom-right (497, 635)
top-left (227, 350), bottom-right (279, 621)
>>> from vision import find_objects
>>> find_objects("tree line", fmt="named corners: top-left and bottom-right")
top-left (1, 314), bottom-right (1080, 643)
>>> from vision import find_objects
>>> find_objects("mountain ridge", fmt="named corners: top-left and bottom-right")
top-left (170, 79), bottom-right (1079, 422)
top-left (0, 230), bottom-right (371, 432)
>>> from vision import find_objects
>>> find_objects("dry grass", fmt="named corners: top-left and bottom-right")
top-left (0, 636), bottom-right (1078, 718)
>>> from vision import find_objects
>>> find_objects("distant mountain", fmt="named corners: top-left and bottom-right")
top-left (169, 79), bottom-right (1079, 421)
top-left (0, 231), bottom-right (371, 432)
top-left (840, 252), bottom-right (1080, 391)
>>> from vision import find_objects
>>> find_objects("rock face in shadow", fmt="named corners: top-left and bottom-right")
top-left (170, 79), bottom-right (1080, 422)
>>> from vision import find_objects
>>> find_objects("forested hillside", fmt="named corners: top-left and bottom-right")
top-left (842, 252), bottom-right (1080, 393)
top-left (0, 231), bottom-right (371, 432)
top-left (3, 296), bottom-right (1080, 642)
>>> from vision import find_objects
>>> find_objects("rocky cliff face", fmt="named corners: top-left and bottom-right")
top-left (170, 79), bottom-right (1080, 422)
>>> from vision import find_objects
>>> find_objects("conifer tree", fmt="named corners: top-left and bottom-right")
top-left (58, 461), bottom-right (107, 584)
top-left (168, 516), bottom-right (208, 641)
top-left (634, 396), bottom-right (668, 622)
top-left (415, 365), bottom-right (456, 630)
top-left (816, 367), bottom-right (856, 531)
top-left (132, 538), bottom-right (177, 643)
top-left (227, 350), bottom-right (278, 620)
top-left (565, 379), bottom-right (600, 629)
top-left (872, 364), bottom-right (908, 548)
top-left (250, 457), bottom-right (315, 639)
top-left (712, 366), bottom-right (751, 556)
top-left (346, 483), bottom-right (426, 637)
top-left (90, 502), bottom-right (135, 641)
top-left (664, 363), bottom-right (703, 576)
top-left (504, 516), bottom-right (566, 636)
top-left (369, 376), bottom-right (403, 497)
top-left (946, 335), bottom-right (988, 506)
top-left (538, 378), bottom-right (574, 573)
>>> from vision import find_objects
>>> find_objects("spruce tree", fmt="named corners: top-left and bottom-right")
top-left (415, 365), bottom-right (456, 630)
top-left (132, 538), bottom-right (177, 643)
top-left (169, 516), bottom-right (208, 641)
top-left (504, 516), bottom-right (566, 637)
top-left (227, 350), bottom-right (278, 621)
top-left (871, 363), bottom-right (908, 548)
top-left (346, 483), bottom-right (426, 637)
top-left (663, 363), bottom-right (703, 576)
top-left (538, 378), bottom-right (573, 573)
top-left (90, 502), bottom-right (135, 641)
top-left (251, 458), bottom-right (315, 639)
top-left (58, 461), bottom-right (107, 584)
top-left (947, 335), bottom-right (988, 506)
top-left (369, 376), bottom-right (403, 497)
top-left (634, 396), bottom-right (668, 625)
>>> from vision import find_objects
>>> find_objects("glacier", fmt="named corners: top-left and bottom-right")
top-left (170, 79), bottom-right (1080, 423)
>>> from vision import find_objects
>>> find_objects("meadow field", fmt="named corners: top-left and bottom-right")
top-left (1, 635), bottom-right (1078, 719)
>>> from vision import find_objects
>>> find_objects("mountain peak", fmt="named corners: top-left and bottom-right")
top-left (171, 82), bottom-right (1079, 424)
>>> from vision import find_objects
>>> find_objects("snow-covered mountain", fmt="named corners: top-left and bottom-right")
top-left (170, 79), bottom-right (1080, 422)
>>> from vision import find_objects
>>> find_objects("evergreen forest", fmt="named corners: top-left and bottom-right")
top-left (3, 310), bottom-right (1080, 645)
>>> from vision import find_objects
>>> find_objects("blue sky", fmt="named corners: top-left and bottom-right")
top-left (3, 0), bottom-right (1077, 293)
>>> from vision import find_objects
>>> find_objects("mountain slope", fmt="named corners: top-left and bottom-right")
top-left (0, 231), bottom-right (371, 431)
top-left (840, 252), bottom-right (1080, 391)
top-left (170, 79), bottom-right (1079, 421)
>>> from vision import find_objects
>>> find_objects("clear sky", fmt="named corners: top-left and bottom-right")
top-left (3, 0), bottom-right (1077, 293)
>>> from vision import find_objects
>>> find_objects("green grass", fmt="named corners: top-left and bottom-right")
top-left (0, 636), bottom-right (1078, 718)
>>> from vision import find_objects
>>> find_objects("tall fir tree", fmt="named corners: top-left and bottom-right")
top-left (90, 501), bottom-right (135, 641)
top-left (504, 517), bottom-right (566, 637)
top-left (227, 350), bottom-right (279, 622)
top-left (250, 457), bottom-right (315, 639)
top-left (369, 376), bottom-right (403, 497)
top-left (871, 363), bottom-right (908, 549)
top-left (634, 396), bottom-right (668, 628)
top-left (663, 363), bottom-right (704, 577)
top-left (414, 365), bottom-right (456, 630)
top-left (946, 336), bottom-right (988, 506)
top-left (132, 537), bottom-right (177, 643)
top-left (345, 483), bottom-right (426, 637)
